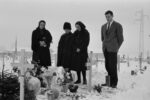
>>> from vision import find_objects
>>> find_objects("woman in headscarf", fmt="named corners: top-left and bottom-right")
top-left (71, 21), bottom-right (90, 84)
top-left (31, 20), bottom-right (52, 69)
top-left (57, 22), bottom-right (73, 72)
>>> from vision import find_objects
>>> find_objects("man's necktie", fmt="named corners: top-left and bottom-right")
top-left (107, 22), bottom-right (110, 30)
top-left (106, 22), bottom-right (110, 35)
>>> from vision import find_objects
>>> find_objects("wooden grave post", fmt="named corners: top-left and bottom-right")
top-left (95, 54), bottom-right (99, 67)
top-left (86, 51), bottom-right (94, 92)
top-left (117, 55), bottom-right (120, 72)
top-left (11, 49), bottom-right (34, 100)
top-left (54, 54), bottom-right (57, 66)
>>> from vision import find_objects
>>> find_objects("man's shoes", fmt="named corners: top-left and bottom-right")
top-left (83, 80), bottom-right (87, 85)
top-left (74, 80), bottom-right (81, 84)
top-left (101, 83), bottom-right (108, 87)
top-left (111, 85), bottom-right (117, 88)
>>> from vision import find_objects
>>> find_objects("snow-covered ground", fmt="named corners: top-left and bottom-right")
top-left (64, 61), bottom-right (150, 100)
top-left (0, 58), bottom-right (150, 100)
top-left (0, 57), bottom-right (13, 72)
top-left (80, 61), bottom-right (150, 100)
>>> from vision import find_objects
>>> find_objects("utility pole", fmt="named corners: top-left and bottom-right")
top-left (15, 36), bottom-right (17, 54)
top-left (147, 51), bottom-right (150, 64)
top-left (13, 37), bottom-right (18, 63)
top-left (135, 9), bottom-right (149, 70)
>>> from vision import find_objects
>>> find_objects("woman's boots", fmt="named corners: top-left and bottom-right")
top-left (74, 70), bottom-right (87, 85)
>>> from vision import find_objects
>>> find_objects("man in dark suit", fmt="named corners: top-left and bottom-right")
top-left (101, 10), bottom-right (124, 88)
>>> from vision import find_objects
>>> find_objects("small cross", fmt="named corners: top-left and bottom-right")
top-left (11, 49), bottom-right (34, 100)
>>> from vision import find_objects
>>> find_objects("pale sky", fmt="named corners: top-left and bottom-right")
top-left (0, 0), bottom-right (150, 57)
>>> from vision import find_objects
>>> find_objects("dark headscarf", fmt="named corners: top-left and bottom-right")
top-left (39, 20), bottom-right (46, 26)
top-left (63, 22), bottom-right (71, 30)
top-left (37, 20), bottom-right (46, 30)
top-left (75, 21), bottom-right (86, 30)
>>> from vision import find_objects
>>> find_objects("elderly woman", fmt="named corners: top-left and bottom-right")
top-left (71, 21), bottom-right (90, 85)
top-left (31, 20), bottom-right (52, 69)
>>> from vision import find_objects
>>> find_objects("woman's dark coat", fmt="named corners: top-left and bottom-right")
top-left (57, 32), bottom-right (73, 69)
top-left (71, 29), bottom-right (90, 71)
top-left (31, 28), bottom-right (52, 67)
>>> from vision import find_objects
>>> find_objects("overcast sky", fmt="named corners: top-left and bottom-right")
top-left (0, 0), bottom-right (150, 57)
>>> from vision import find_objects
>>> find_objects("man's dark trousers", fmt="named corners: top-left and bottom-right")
top-left (104, 49), bottom-right (118, 86)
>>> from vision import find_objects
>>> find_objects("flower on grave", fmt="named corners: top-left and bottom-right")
top-left (66, 72), bottom-right (71, 79)
top-left (57, 77), bottom-right (64, 85)
top-left (93, 84), bottom-right (102, 93)
top-left (68, 84), bottom-right (78, 93)
top-left (47, 89), bottom-right (59, 100)
top-left (24, 70), bottom-right (41, 100)
top-left (63, 72), bottom-right (73, 84)
top-left (43, 70), bottom-right (55, 89)
top-left (12, 66), bottom-right (19, 72)
top-left (56, 71), bottom-right (73, 86)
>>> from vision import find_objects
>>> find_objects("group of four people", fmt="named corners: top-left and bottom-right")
top-left (31, 10), bottom-right (124, 88)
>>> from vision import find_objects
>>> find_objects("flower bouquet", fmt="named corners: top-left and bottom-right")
top-left (61, 71), bottom-right (74, 93)
top-left (42, 69), bottom-right (54, 89)
top-left (47, 89), bottom-right (59, 100)
top-left (42, 68), bottom-right (60, 100)
top-left (93, 84), bottom-right (102, 93)
top-left (68, 84), bottom-right (78, 93)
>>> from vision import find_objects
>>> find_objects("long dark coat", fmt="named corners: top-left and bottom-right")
top-left (31, 28), bottom-right (52, 67)
top-left (57, 32), bottom-right (73, 69)
top-left (70, 29), bottom-right (90, 71)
